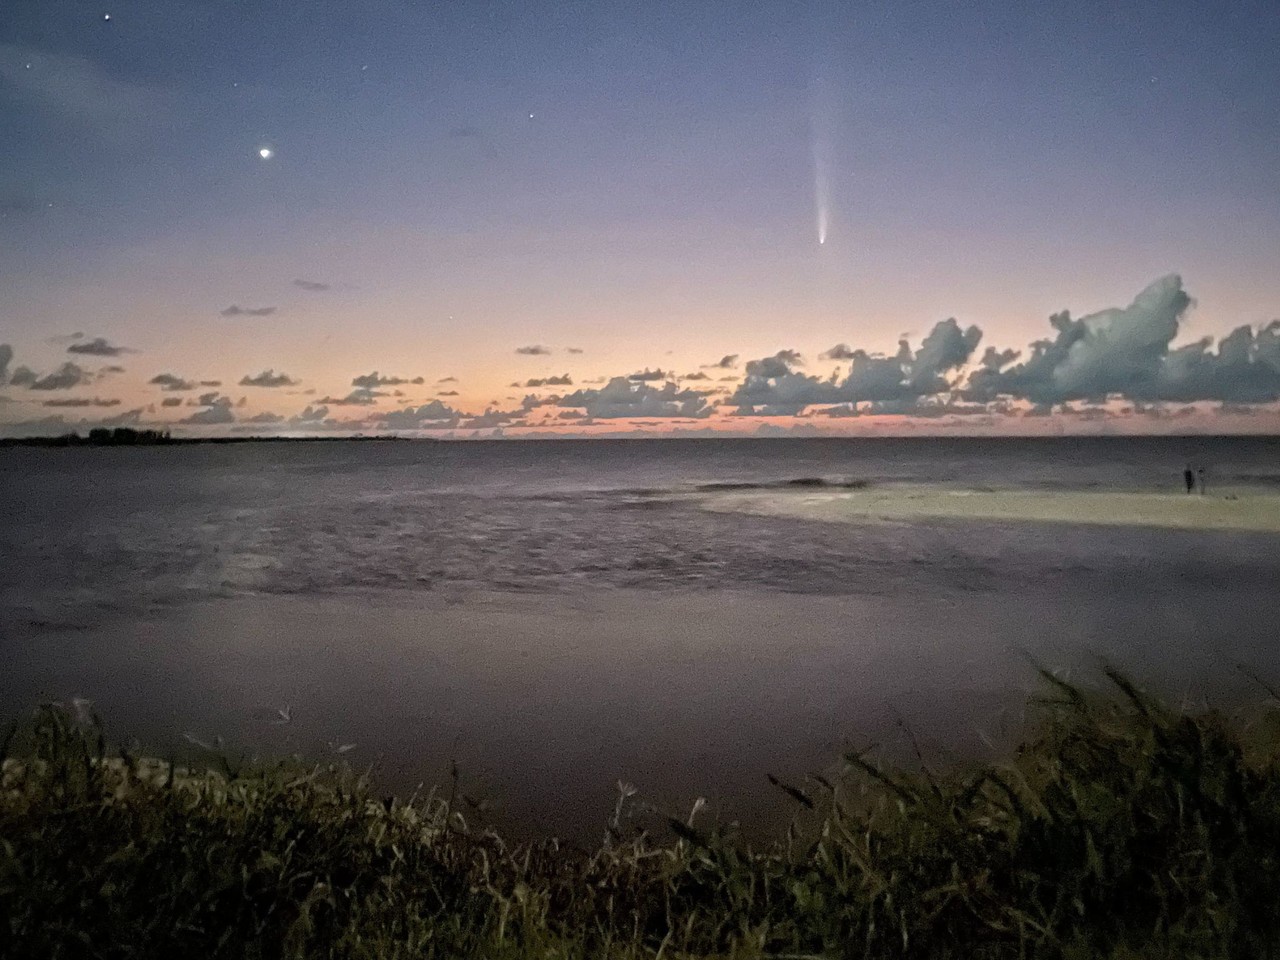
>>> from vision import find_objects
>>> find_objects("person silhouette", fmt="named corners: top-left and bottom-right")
top-left (1184, 465), bottom-right (1195, 494)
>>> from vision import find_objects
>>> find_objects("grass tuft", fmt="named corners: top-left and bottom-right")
top-left (4, 673), bottom-right (1280, 958)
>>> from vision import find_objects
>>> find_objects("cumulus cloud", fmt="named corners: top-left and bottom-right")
top-left (292, 279), bottom-right (330, 291)
top-left (732, 325), bottom-right (979, 416)
top-left (66, 336), bottom-right (131, 357)
top-left (821, 344), bottom-right (857, 360)
top-left (351, 371), bottom-right (425, 388)
top-left (557, 377), bottom-right (713, 419)
top-left (149, 373), bottom-right (196, 391)
top-left (244, 411), bottom-right (286, 424)
top-left (10, 362), bottom-right (91, 390)
top-left (962, 275), bottom-right (1280, 406)
top-left (373, 400), bottom-right (460, 429)
top-left (220, 305), bottom-right (277, 317)
top-left (524, 373), bottom-right (573, 387)
top-left (160, 397), bottom-right (183, 407)
top-left (292, 405), bottom-right (329, 423)
top-left (179, 393), bottom-right (235, 425)
top-left (438, 389), bottom-right (460, 396)
top-left (239, 369), bottom-right (299, 388)
top-left (516, 345), bottom-right (552, 356)
top-left (627, 368), bottom-right (671, 382)
top-left (460, 408), bottom-right (525, 429)
top-left (681, 371), bottom-right (711, 380)
top-left (701, 354), bottom-right (739, 370)
top-left (41, 397), bottom-right (121, 408)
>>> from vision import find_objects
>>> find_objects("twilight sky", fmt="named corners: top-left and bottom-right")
top-left (2, 0), bottom-right (1279, 437)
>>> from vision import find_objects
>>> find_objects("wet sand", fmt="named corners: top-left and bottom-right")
top-left (702, 487), bottom-right (1280, 533)
top-left (5, 586), bottom-right (1278, 842)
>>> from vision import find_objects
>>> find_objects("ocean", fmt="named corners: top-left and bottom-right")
top-left (3, 435), bottom-right (1279, 838)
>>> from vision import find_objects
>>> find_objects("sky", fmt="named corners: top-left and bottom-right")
top-left (1, 0), bottom-right (1279, 438)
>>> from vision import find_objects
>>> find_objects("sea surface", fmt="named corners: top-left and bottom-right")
top-left (3, 436), bottom-right (1279, 839)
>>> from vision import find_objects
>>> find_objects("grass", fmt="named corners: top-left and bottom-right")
top-left (4, 669), bottom-right (1280, 959)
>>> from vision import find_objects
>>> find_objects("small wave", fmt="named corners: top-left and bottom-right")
top-left (695, 477), bottom-right (871, 492)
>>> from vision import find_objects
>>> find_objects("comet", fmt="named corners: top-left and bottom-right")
top-left (810, 67), bottom-right (832, 246)
top-left (815, 155), bottom-right (829, 245)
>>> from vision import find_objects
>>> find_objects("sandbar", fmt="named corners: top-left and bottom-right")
top-left (701, 486), bottom-right (1280, 533)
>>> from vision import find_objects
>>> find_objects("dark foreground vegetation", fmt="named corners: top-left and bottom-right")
top-left (4, 671), bottom-right (1280, 959)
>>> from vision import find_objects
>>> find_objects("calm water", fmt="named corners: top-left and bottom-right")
top-left (3, 436), bottom-right (1279, 838)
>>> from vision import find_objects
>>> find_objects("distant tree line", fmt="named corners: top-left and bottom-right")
top-left (0, 428), bottom-right (174, 447)
top-left (0, 429), bottom-right (423, 448)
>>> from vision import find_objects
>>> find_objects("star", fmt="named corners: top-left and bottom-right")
top-left (103, 13), bottom-right (111, 20)
top-left (258, 147), bottom-right (273, 159)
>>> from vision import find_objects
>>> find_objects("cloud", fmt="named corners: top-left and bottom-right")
top-left (149, 373), bottom-right (195, 391)
top-left (200, 380), bottom-right (221, 387)
top-left (239, 369), bottom-right (299, 388)
top-left (351, 371), bottom-right (425, 388)
top-left (701, 354), bottom-right (739, 370)
top-left (373, 400), bottom-right (460, 429)
top-left (66, 336), bottom-right (131, 357)
top-left (962, 275), bottom-right (1280, 406)
top-left (291, 405), bottom-right (329, 423)
top-left (566, 347), bottom-right (584, 354)
top-left (557, 377), bottom-right (713, 419)
top-left (627, 368), bottom-right (671, 382)
top-left (816, 398), bottom-right (994, 418)
top-left (438, 376), bottom-right (458, 383)
top-left (460, 408), bottom-right (525, 429)
top-left (742, 351), bottom-right (806, 383)
top-left (220, 305), bottom-right (277, 317)
top-left (0, 44), bottom-right (167, 127)
top-left (99, 365), bottom-right (126, 376)
top-left (821, 344), bottom-right (857, 360)
top-left (160, 397), bottom-right (183, 407)
top-left (515, 345), bottom-right (551, 356)
top-left (319, 389), bottom-right (383, 406)
top-left (0, 344), bottom-right (11, 383)
top-left (292, 279), bottom-right (330, 291)
top-left (11, 362), bottom-right (91, 391)
top-left (244, 411), bottom-right (286, 424)
top-left (524, 373), bottom-right (573, 387)
top-left (41, 397), bottom-right (121, 408)
top-left (178, 393), bottom-right (235, 425)
top-left (681, 371), bottom-right (711, 380)
top-left (437, 390), bottom-right (460, 396)
top-left (732, 326), bottom-right (980, 416)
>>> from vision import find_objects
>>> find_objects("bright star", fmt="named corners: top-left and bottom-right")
top-left (258, 147), bottom-right (273, 160)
